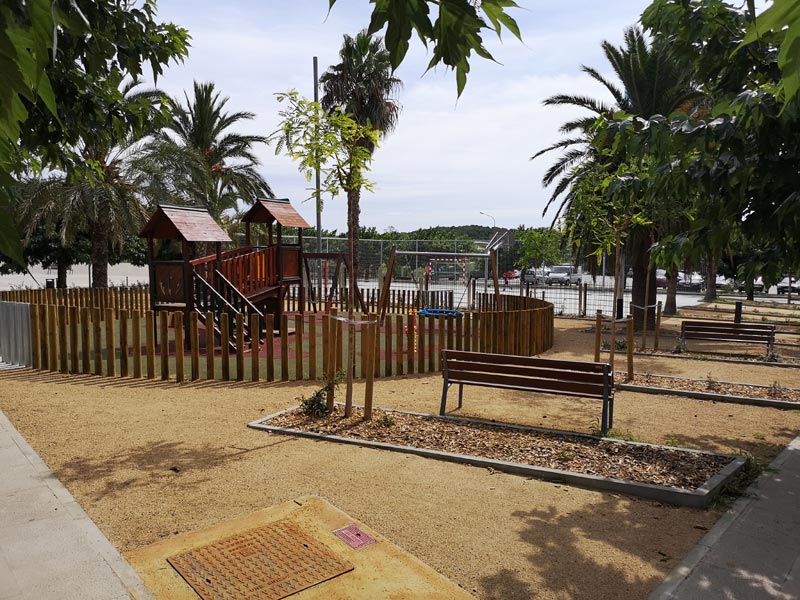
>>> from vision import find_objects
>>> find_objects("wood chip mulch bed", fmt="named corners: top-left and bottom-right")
top-left (635, 374), bottom-right (800, 403)
top-left (263, 406), bottom-right (733, 491)
top-left (636, 348), bottom-right (800, 365)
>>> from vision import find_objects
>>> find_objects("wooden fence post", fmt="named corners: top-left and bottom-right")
top-left (308, 316), bottom-right (317, 380)
top-left (385, 316), bottom-right (393, 377)
top-left (105, 308), bottom-right (115, 377)
top-left (280, 314), bottom-right (289, 381)
top-left (68, 306), bottom-right (79, 374)
top-left (265, 314), bottom-right (274, 382)
top-left (594, 310), bottom-right (602, 363)
top-left (92, 308), bottom-right (102, 375)
top-left (190, 312), bottom-right (199, 381)
top-left (220, 314), bottom-right (230, 381)
top-left (46, 304), bottom-right (57, 372)
top-left (132, 309), bottom-right (141, 379)
top-left (236, 313), bottom-right (245, 382)
top-left (363, 321), bottom-right (376, 420)
top-left (250, 314), bottom-right (260, 382)
top-left (295, 314), bottom-right (304, 381)
top-left (146, 310), bottom-right (155, 379)
top-left (174, 312), bottom-right (184, 383)
top-left (57, 305), bottom-right (68, 374)
top-left (80, 307), bottom-right (90, 374)
top-left (160, 311), bottom-right (169, 381)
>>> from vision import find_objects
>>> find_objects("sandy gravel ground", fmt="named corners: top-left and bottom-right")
top-left (1, 317), bottom-right (799, 600)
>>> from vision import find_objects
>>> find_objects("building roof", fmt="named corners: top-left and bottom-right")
top-left (139, 205), bottom-right (232, 243)
top-left (242, 198), bottom-right (311, 228)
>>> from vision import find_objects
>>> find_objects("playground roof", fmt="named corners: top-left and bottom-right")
top-left (139, 205), bottom-right (232, 243)
top-left (242, 198), bottom-right (310, 229)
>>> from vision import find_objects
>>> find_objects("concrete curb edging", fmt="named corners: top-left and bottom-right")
top-left (648, 433), bottom-right (800, 600)
top-left (248, 408), bottom-right (745, 508)
top-left (0, 411), bottom-right (153, 600)
top-left (618, 383), bottom-right (800, 410)
top-left (628, 350), bottom-right (800, 369)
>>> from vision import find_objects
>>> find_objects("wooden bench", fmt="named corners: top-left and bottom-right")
top-left (440, 350), bottom-right (615, 435)
top-left (680, 321), bottom-right (775, 353)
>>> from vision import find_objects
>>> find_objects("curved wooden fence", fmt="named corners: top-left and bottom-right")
top-left (2, 290), bottom-right (554, 384)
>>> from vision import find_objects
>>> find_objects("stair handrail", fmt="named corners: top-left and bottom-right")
top-left (194, 274), bottom-right (239, 316)
top-left (214, 269), bottom-right (264, 319)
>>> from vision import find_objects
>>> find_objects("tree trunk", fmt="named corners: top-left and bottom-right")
top-left (703, 250), bottom-right (720, 302)
top-left (56, 259), bottom-right (68, 289)
top-left (90, 219), bottom-right (110, 288)
top-left (347, 187), bottom-right (361, 283)
top-left (630, 233), bottom-right (656, 329)
top-left (665, 266), bottom-right (678, 315)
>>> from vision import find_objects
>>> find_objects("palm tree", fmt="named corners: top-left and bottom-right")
top-left (320, 31), bottom-right (402, 280)
top-left (162, 81), bottom-right (273, 220)
top-left (532, 26), bottom-right (698, 324)
top-left (18, 80), bottom-right (168, 288)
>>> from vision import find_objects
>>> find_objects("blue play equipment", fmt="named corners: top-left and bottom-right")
top-left (418, 308), bottom-right (463, 318)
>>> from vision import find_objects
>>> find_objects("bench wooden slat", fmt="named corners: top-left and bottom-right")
top-left (443, 350), bottom-right (608, 373)
top-left (448, 369), bottom-right (605, 398)
top-left (682, 321), bottom-right (774, 331)
top-left (446, 359), bottom-right (606, 385)
top-left (683, 331), bottom-right (775, 341)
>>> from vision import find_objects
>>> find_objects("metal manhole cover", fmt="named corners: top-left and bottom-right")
top-left (167, 520), bottom-right (353, 600)
top-left (332, 525), bottom-right (374, 549)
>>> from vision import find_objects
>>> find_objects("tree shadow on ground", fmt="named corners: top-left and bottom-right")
top-left (662, 428), bottom-right (798, 463)
top-left (478, 495), bottom-right (696, 600)
top-left (57, 437), bottom-right (293, 501)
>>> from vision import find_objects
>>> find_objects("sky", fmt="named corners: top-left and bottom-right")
top-left (153, 0), bottom-right (656, 234)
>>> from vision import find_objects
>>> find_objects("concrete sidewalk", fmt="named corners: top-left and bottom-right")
top-left (0, 408), bottom-right (151, 600)
top-left (650, 434), bottom-right (800, 600)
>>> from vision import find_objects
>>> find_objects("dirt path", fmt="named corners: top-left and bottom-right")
top-left (0, 318), bottom-right (798, 599)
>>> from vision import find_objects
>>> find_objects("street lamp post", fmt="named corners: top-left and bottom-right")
top-left (479, 212), bottom-right (495, 293)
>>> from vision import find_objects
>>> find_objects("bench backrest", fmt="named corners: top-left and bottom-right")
top-left (681, 320), bottom-right (775, 342)
top-left (441, 350), bottom-right (613, 400)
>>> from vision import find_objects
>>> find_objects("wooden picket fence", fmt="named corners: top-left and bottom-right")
top-left (24, 297), bottom-right (554, 384)
top-left (0, 287), bottom-right (150, 316)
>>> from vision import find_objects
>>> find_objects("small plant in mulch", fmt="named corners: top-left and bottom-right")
top-left (380, 415), bottom-right (396, 428)
top-left (299, 371), bottom-right (344, 418)
top-left (672, 341), bottom-right (686, 354)
top-left (761, 350), bottom-right (781, 363)
top-left (753, 432), bottom-right (766, 440)
top-left (600, 340), bottom-right (611, 350)
top-left (705, 372), bottom-right (720, 392)
top-left (614, 338), bottom-right (627, 351)
top-left (769, 381), bottom-right (788, 399)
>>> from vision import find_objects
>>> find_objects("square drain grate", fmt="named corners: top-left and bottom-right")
top-left (168, 519), bottom-right (353, 600)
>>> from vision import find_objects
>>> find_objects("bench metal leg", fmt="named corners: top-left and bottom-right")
top-left (440, 382), bottom-right (451, 416)
top-left (600, 399), bottom-right (609, 437)
top-left (458, 384), bottom-right (464, 409)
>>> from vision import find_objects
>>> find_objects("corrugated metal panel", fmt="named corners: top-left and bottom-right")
top-left (243, 199), bottom-right (311, 228)
top-left (0, 301), bottom-right (31, 367)
top-left (139, 206), bottom-right (232, 242)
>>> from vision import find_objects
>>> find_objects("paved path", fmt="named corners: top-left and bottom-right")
top-left (0, 408), bottom-right (151, 600)
top-left (651, 434), bottom-right (800, 600)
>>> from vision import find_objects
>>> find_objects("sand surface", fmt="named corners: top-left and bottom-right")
top-left (1, 317), bottom-right (799, 599)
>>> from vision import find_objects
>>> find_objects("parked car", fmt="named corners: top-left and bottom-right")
top-left (715, 275), bottom-right (734, 290)
top-left (545, 265), bottom-right (581, 286)
top-left (737, 276), bottom-right (765, 293)
top-left (777, 276), bottom-right (800, 294)
top-left (676, 271), bottom-right (704, 292)
top-left (655, 269), bottom-right (668, 288)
